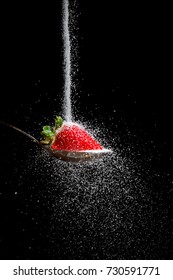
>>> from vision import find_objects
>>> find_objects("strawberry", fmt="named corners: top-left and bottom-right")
top-left (52, 123), bottom-right (102, 151)
top-left (41, 116), bottom-right (103, 151)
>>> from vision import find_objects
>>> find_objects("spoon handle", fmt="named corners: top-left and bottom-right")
top-left (0, 120), bottom-right (40, 146)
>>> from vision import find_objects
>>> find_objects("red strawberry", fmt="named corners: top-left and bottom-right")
top-left (41, 116), bottom-right (103, 151)
top-left (51, 123), bottom-right (103, 151)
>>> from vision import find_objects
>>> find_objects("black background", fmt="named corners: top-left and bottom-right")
top-left (0, 1), bottom-right (172, 259)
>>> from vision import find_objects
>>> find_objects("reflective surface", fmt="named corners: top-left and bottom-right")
top-left (45, 147), bottom-right (112, 162)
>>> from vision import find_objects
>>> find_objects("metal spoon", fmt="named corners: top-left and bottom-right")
top-left (0, 120), bottom-right (111, 162)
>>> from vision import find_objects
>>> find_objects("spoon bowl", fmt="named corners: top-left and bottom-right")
top-left (44, 146), bottom-right (111, 162)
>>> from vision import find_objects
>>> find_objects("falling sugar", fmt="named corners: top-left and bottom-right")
top-left (11, 137), bottom-right (173, 260)
top-left (62, 0), bottom-right (72, 122)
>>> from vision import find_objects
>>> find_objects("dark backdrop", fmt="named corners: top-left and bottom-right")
top-left (0, 1), bottom-right (172, 259)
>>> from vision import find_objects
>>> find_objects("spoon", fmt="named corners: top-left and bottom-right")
top-left (0, 120), bottom-right (111, 162)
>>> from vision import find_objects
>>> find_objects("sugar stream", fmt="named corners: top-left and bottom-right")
top-left (62, 0), bottom-right (72, 122)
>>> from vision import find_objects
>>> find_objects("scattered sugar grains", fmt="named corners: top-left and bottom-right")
top-left (18, 124), bottom-right (171, 260)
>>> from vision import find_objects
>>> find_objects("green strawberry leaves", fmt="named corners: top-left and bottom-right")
top-left (55, 116), bottom-right (63, 129)
top-left (41, 116), bottom-right (63, 145)
top-left (40, 126), bottom-right (55, 144)
top-left (41, 126), bottom-right (55, 138)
